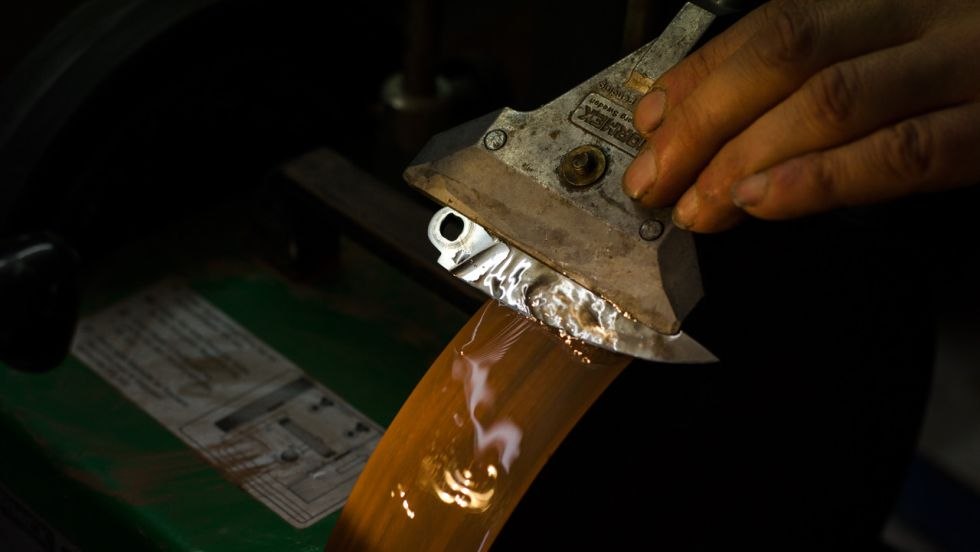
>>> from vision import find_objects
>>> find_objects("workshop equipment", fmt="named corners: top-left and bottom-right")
top-left (325, 301), bottom-right (630, 552)
top-left (325, 3), bottom-right (758, 551)
top-left (405, 2), bottom-right (756, 363)
top-left (0, 201), bottom-right (472, 552)
top-left (3, 1), bottom-right (935, 551)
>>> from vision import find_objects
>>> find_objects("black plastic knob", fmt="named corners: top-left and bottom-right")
top-left (0, 233), bottom-right (79, 373)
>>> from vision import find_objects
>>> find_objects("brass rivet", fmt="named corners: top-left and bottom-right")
top-left (559, 145), bottom-right (606, 188)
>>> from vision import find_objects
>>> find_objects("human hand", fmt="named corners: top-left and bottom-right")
top-left (623, 0), bottom-right (980, 232)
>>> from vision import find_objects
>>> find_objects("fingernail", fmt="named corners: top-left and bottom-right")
top-left (731, 173), bottom-right (769, 208)
top-left (634, 88), bottom-right (667, 133)
top-left (623, 146), bottom-right (658, 200)
top-left (672, 192), bottom-right (699, 230)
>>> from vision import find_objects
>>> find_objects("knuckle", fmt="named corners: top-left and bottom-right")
top-left (673, 107), bottom-right (709, 149)
top-left (807, 64), bottom-right (859, 128)
top-left (696, 179), bottom-right (728, 206)
top-left (881, 120), bottom-right (934, 182)
top-left (805, 154), bottom-right (839, 203)
top-left (685, 47), bottom-right (715, 83)
top-left (706, 143), bottom-right (747, 185)
top-left (759, 1), bottom-right (817, 64)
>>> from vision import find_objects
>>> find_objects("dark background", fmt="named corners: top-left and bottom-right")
top-left (0, 1), bottom-right (977, 550)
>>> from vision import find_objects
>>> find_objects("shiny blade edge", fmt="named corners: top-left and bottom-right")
top-left (428, 208), bottom-right (717, 364)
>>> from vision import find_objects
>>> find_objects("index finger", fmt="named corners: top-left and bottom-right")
top-left (628, 0), bottom-right (925, 209)
top-left (633, 0), bottom-right (779, 134)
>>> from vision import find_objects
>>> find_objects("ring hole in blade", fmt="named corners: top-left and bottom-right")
top-left (439, 212), bottom-right (465, 242)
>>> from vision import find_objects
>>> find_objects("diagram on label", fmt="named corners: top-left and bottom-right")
top-left (71, 282), bottom-right (383, 528)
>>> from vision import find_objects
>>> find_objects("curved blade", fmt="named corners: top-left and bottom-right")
top-left (428, 208), bottom-right (717, 364)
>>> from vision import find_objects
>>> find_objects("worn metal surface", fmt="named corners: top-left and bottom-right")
top-left (428, 208), bottom-right (716, 364)
top-left (405, 3), bottom-right (716, 337)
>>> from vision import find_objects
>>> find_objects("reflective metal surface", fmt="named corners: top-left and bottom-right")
top-left (405, 3), bottom-right (716, 337)
top-left (429, 208), bottom-right (716, 364)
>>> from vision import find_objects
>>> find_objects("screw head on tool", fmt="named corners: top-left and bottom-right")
top-left (483, 129), bottom-right (508, 150)
top-left (639, 219), bottom-right (664, 241)
top-left (570, 151), bottom-right (591, 174)
top-left (559, 145), bottom-right (606, 188)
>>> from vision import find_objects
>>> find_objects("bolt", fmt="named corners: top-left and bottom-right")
top-left (483, 129), bottom-right (507, 150)
top-left (639, 219), bottom-right (664, 241)
top-left (570, 151), bottom-right (591, 175)
top-left (559, 145), bottom-right (607, 188)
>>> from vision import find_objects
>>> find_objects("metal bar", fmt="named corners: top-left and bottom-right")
top-left (280, 148), bottom-right (484, 308)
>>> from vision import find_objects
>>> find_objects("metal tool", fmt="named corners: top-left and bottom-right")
top-left (428, 207), bottom-right (716, 363)
top-left (406, 2), bottom-right (754, 363)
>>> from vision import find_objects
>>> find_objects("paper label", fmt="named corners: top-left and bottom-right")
top-left (71, 282), bottom-right (382, 528)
